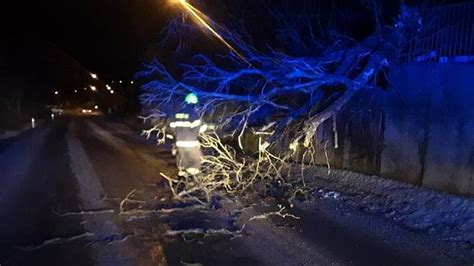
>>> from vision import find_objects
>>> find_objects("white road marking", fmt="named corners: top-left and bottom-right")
top-left (67, 122), bottom-right (132, 266)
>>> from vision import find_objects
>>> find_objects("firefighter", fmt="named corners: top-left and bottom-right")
top-left (170, 93), bottom-right (203, 177)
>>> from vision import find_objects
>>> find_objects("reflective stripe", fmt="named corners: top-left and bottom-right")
top-left (176, 140), bottom-right (201, 148)
top-left (170, 120), bottom-right (202, 129)
top-left (170, 121), bottom-right (191, 128)
top-left (175, 113), bottom-right (190, 119)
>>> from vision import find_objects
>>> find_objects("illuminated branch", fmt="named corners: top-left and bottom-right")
top-left (138, 2), bottom-right (417, 203)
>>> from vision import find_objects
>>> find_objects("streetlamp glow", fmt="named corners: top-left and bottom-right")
top-left (90, 73), bottom-right (98, 79)
top-left (90, 85), bottom-right (97, 91)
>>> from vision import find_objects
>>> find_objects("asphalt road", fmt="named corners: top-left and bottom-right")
top-left (0, 117), bottom-right (472, 266)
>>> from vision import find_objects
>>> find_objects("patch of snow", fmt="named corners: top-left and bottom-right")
top-left (315, 189), bottom-right (340, 199)
top-left (67, 122), bottom-right (133, 265)
top-left (303, 166), bottom-right (474, 247)
top-left (0, 123), bottom-right (31, 140)
top-left (0, 130), bottom-right (19, 140)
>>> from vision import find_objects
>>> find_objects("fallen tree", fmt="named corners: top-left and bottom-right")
top-left (139, 1), bottom-right (422, 203)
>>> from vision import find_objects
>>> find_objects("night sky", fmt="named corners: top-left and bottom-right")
top-left (0, 0), bottom-right (457, 92)
top-left (1, 0), bottom-right (395, 79)
top-left (2, 0), bottom-right (171, 79)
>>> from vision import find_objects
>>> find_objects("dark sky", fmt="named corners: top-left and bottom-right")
top-left (2, 0), bottom-right (171, 79)
top-left (0, 0), bottom-right (393, 79)
top-left (1, 0), bottom-right (457, 81)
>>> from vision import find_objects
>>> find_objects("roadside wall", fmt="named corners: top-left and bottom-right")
top-left (306, 63), bottom-right (474, 196)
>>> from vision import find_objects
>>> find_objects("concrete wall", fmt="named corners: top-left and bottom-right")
top-left (308, 63), bottom-right (474, 196)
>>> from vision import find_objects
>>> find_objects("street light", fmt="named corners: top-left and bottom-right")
top-left (74, 89), bottom-right (78, 93)
top-left (90, 73), bottom-right (98, 79)
top-left (90, 85), bottom-right (97, 92)
top-left (54, 91), bottom-right (59, 95)
top-left (110, 90), bottom-right (114, 94)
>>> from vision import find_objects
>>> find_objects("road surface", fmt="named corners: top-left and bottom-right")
top-left (0, 117), bottom-right (472, 265)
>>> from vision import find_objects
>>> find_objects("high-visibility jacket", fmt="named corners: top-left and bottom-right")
top-left (170, 106), bottom-right (201, 147)
top-left (170, 106), bottom-right (202, 175)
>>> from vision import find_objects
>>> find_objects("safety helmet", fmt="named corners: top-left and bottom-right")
top-left (185, 92), bottom-right (199, 105)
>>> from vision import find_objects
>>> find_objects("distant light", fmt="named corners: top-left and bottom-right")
top-left (84, 88), bottom-right (87, 91)
top-left (90, 73), bottom-right (98, 79)
top-left (94, 105), bottom-right (99, 110)
top-left (119, 80), bottom-right (122, 84)
top-left (51, 113), bottom-right (55, 120)
top-left (74, 89), bottom-right (78, 93)
top-left (90, 85), bottom-right (97, 91)
top-left (31, 118), bottom-right (36, 128)
top-left (110, 90), bottom-right (114, 94)
top-left (130, 81), bottom-right (134, 84)
top-left (54, 91), bottom-right (59, 95)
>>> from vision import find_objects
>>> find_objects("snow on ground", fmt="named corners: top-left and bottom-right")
top-left (0, 130), bottom-right (19, 140)
top-left (0, 129), bottom-right (25, 140)
top-left (302, 166), bottom-right (474, 247)
top-left (0, 122), bottom-right (35, 140)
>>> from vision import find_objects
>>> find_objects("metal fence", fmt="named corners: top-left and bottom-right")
top-left (404, 2), bottom-right (474, 63)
